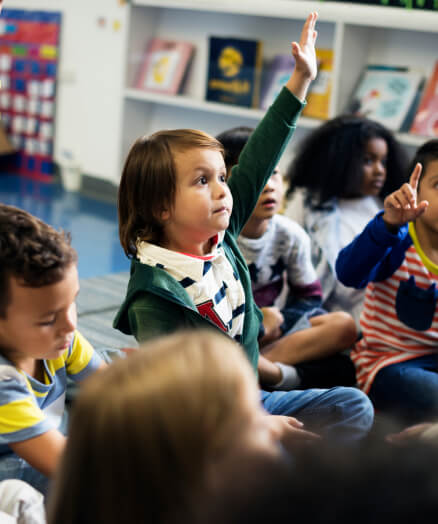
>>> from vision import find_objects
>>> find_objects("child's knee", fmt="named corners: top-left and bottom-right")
top-left (329, 311), bottom-right (358, 347)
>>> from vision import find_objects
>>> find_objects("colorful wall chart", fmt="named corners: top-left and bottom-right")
top-left (0, 9), bottom-right (61, 180)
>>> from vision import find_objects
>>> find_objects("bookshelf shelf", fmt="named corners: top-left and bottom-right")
top-left (118, 0), bottom-right (438, 178)
top-left (124, 88), bottom-right (323, 128)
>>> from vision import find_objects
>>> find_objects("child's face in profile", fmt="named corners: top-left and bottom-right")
top-left (250, 168), bottom-right (284, 221)
top-left (162, 147), bottom-right (233, 248)
top-left (360, 137), bottom-right (388, 197)
top-left (0, 264), bottom-right (79, 368)
top-left (416, 159), bottom-right (438, 233)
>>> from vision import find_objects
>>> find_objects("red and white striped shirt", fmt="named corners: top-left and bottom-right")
top-left (351, 223), bottom-right (438, 394)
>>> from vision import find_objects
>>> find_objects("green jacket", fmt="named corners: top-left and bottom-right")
top-left (113, 87), bottom-right (304, 372)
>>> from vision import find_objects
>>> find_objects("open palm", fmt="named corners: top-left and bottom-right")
top-left (292, 12), bottom-right (318, 82)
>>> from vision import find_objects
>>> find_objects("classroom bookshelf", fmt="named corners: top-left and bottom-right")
top-left (119, 0), bottom-right (438, 179)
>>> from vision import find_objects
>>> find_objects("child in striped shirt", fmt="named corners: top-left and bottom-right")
top-left (0, 204), bottom-right (105, 494)
top-left (336, 139), bottom-right (438, 424)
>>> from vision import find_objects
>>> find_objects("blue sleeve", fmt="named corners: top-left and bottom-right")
top-left (335, 211), bottom-right (410, 289)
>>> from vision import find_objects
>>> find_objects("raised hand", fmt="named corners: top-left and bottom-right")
top-left (286, 12), bottom-right (318, 101)
top-left (292, 11), bottom-right (318, 82)
top-left (383, 162), bottom-right (428, 229)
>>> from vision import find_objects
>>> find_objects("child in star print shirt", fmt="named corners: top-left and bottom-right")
top-left (218, 126), bottom-right (358, 388)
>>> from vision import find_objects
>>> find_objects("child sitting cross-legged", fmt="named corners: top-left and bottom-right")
top-left (336, 139), bottom-right (438, 424)
top-left (114, 13), bottom-right (374, 443)
top-left (0, 204), bottom-right (106, 494)
top-left (218, 125), bottom-right (357, 390)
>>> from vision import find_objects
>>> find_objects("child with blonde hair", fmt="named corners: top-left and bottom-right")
top-left (114, 13), bottom-right (373, 442)
top-left (48, 330), bottom-right (293, 524)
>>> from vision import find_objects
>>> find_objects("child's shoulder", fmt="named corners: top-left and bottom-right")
top-left (0, 357), bottom-right (29, 392)
top-left (273, 213), bottom-right (311, 242)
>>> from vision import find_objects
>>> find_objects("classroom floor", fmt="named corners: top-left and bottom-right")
top-left (0, 173), bottom-right (130, 278)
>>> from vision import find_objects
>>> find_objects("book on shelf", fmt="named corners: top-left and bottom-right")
top-left (206, 36), bottom-right (263, 108)
top-left (302, 48), bottom-right (333, 120)
top-left (136, 38), bottom-right (195, 95)
top-left (410, 60), bottom-right (438, 138)
top-left (259, 54), bottom-right (295, 110)
top-left (347, 65), bottom-right (424, 131)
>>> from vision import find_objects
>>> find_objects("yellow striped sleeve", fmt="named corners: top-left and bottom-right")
top-left (0, 397), bottom-right (45, 434)
top-left (66, 330), bottom-right (95, 376)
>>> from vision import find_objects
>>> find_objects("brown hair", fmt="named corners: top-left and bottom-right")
top-left (118, 129), bottom-right (224, 257)
top-left (0, 204), bottom-right (77, 317)
top-left (48, 330), bottom-right (257, 524)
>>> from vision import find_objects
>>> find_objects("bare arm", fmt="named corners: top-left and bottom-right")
top-left (10, 429), bottom-right (66, 477)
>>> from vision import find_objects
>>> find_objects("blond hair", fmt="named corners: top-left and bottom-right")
top-left (48, 330), bottom-right (257, 524)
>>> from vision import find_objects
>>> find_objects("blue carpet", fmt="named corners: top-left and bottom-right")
top-left (0, 173), bottom-right (130, 278)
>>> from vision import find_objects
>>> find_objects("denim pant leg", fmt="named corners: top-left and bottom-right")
top-left (261, 387), bottom-right (374, 443)
top-left (0, 453), bottom-right (49, 496)
top-left (369, 354), bottom-right (438, 424)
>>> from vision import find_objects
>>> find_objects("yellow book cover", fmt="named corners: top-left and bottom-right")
top-left (302, 48), bottom-right (333, 119)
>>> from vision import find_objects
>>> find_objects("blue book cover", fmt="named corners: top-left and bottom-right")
top-left (206, 36), bottom-right (263, 108)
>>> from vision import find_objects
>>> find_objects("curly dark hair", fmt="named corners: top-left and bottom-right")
top-left (0, 204), bottom-right (77, 317)
top-left (285, 114), bottom-right (410, 205)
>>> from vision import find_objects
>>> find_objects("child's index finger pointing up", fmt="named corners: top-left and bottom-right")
top-left (409, 162), bottom-right (422, 192)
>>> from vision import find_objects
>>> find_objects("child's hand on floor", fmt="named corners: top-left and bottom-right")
top-left (266, 415), bottom-right (321, 450)
top-left (383, 163), bottom-right (428, 230)
top-left (386, 422), bottom-right (436, 445)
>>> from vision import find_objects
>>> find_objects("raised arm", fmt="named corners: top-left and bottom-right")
top-left (336, 164), bottom-right (426, 288)
top-left (228, 13), bottom-right (319, 236)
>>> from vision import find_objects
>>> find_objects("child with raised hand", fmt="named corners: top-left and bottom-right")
top-left (217, 125), bottom-right (357, 389)
top-left (284, 115), bottom-right (409, 326)
top-left (336, 139), bottom-right (438, 424)
top-left (114, 13), bottom-right (374, 443)
top-left (0, 204), bottom-right (105, 494)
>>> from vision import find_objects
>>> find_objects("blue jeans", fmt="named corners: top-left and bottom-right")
top-left (369, 354), bottom-right (438, 424)
top-left (0, 453), bottom-right (49, 495)
top-left (261, 387), bottom-right (374, 443)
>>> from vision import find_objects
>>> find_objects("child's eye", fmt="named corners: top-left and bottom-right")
top-left (219, 174), bottom-right (226, 183)
top-left (38, 317), bottom-right (56, 326)
top-left (198, 176), bottom-right (208, 185)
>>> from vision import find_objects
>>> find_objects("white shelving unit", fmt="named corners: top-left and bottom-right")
top-left (118, 0), bottom-right (438, 179)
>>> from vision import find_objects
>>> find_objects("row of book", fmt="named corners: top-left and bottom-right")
top-left (135, 37), bottom-right (333, 119)
top-left (135, 37), bottom-right (438, 138)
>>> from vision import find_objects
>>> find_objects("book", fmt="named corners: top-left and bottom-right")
top-left (347, 65), bottom-right (424, 131)
top-left (259, 54), bottom-right (295, 110)
top-left (136, 38), bottom-right (194, 95)
top-left (302, 48), bottom-right (333, 119)
top-left (410, 61), bottom-right (438, 137)
top-left (206, 36), bottom-right (263, 108)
